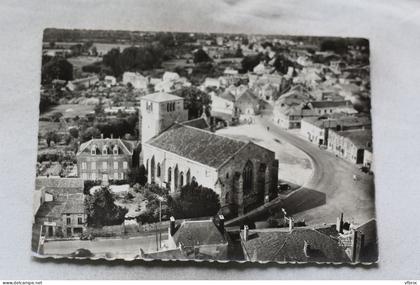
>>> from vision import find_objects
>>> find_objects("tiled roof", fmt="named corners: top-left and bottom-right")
top-left (62, 193), bottom-right (85, 214)
top-left (309, 100), bottom-right (353, 108)
top-left (181, 118), bottom-right (209, 130)
top-left (35, 177), bottom-right (84, 191)
top-left (140, 92), bottom-right (184, 103)
top-left (173, 220), bottom-right (227, 247)
top-left (77, 138), bottom-right (136, 155)
top-left (241, 227), bottom-right (350, 263)
top-left (219, 91), bottom-right (236, 102)
top-left (147, 124), bottom-right (247, 169)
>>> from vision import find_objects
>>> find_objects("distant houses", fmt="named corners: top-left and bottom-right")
top-left (67, 75), bottom-right (99, 91)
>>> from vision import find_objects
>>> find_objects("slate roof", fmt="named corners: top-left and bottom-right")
top-left (35, 177), bottom-right (84, 191)
top-left (77, 138), bottom-right (136, 156)
top-left (173, 220), bottom-right (227, 247)
top-left (62, 193), bottom-right (85, 214)
top-left (140, 92), bottom-right (184, 103)
top-left (241, 227), bottom-right (350, 263)
top-left (146, 124), bottom-right (247, 169)
top-left (219, 90), bottom-right (236, 102)
top-left (181, 118), bottom-right (209, 130)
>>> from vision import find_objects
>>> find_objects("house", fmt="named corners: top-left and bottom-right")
top-left (162, 71), bottom-right (180, 82)
top-left (76, 137), bottom-right (138, 181)
top-left (301, 115), bottom-right (371, 147)
top-left (235, 89), bottom-right (261, 117)
top-left (67, 76), bottom-right (99, 91)
top-left (210, 91), bottom-right (240, 126)
top-left (203, 77), bottom-right (221, 89)
top-left (308, 100), bottom-right (358, 116)
top-left (327, 129), bottom-right (372, 164)
top-left (34, 177), bottom-right (86, 238)
top-left (140, 92), bottom-right (278, 215)
top-left (166, 216), bottom-right (228, 260)
top-left (122, 72), bottom-right (149, 89)
top-left (257, 83), bottom-right (278, 103)
top-left (104, 75), bottom-right (117, 87)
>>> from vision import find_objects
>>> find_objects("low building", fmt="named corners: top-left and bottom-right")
top-left (34, 177), bottom-right (86, 238)
top-left (122, 72), bottom-right (149, 89)
top-left (308, 100), bottom-right (358, 116)
top-left (67, 76), bottom-right (99, 91)
top-left (76, 137), bottom-right (138, 181)
top-left (203, 77), bottom-right (221, 89)
top-left (328, 129), bottom-right (372, 164)
top-left (210, 91), bottom-right (240, 126)
top-left (235, 89), bottom-right (261, 117)
top-left (301, 115), bottom-right (371, 147)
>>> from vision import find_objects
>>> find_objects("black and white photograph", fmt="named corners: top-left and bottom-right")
top-left (32, 28), bottom-right (377, 264)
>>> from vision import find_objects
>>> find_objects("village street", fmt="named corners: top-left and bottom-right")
top-left (42, 231), bottom-right (168, 258)
top-left (223, 107), bottom-right (375, 226)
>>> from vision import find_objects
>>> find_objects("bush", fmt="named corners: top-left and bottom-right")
top-left (168, 184), bottom-right (220, 219)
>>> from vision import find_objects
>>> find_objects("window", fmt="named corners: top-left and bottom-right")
top-left (226, 172), bottom-right (229, 179)
top-left (91, 145), bottom-right (97, 155)
top-left (114, 161), bottom-right (118, 170)
top-left (102, 146), bottom-right (108, 155)
top-left (102, 161), bottom-right (107, 169)
top-left (82, 173), bottom-right (88, 180)
top-left (91, 162), bottom-right (96, 170)
top-left (123, 161), bottom-right (128, 169)
top-left (77, 217), bottom-right (83, 225)
top-left (157, 163), bottom-right (161, 177)
top-left (243, 160), bottom-right (253, 195)
top-left (81, 162), bottom-right (87, 170)
top-left (119, 172), bottom-right (124, 180)
top-left (114, 172), bottom-right (118, 180)
top-left (91, 173), bottom-right (96, 180)
top-left (146, 101), bottom-right (153, 111)
top-left (113, 146), bottom-right (118, 155)
top-left (66, 217), bottom-right (71, 225)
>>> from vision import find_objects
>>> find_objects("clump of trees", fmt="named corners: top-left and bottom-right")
top-left (193, 48), bottom-right (212, 63)
top-left (173, 86), bottom-right (211, 119)
top-left (167, 183), bottom-right (220, 219)
top-left (41, 56), bottom-right (74, 85)
top-left (127, 165), bottom-right (147, 186)
top-left (85, 186), bottom-right (128, 227)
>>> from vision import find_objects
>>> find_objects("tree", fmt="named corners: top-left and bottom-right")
top-left (85, 186), bottom-right (128, 227)
top-left (80, 127), bottom-right (101, 142)
top-left (320, 38), bottom-right (348, 54)
top-left (173, 86), bottom-right (211, 119)
top-left (50, 111), bottom-right (63, 122)
top-left (127, 165), bottom-right (147, 186)
top-left (45, 131), bottom-right (59, 147)
top-left (168, 184), bottom-right (220, 219)
top-left (69, 127), bottom-right (79, 139)
top-left (241, 54), bottom-right (262, 72)
top-left (41, 57), bottom-right (73, 85)
top-left (193, 48), bottom-right (212, 63)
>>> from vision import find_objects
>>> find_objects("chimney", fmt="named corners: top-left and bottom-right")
top-left (336, 212), bottom-right (344, 233)
top-left (243, 225), bottom-right (249, 241)
top-left (111, 133), bottom-right (113, 139)
top-left (169, 216), bottom-right (176, 236)
top-left (218, 215), bottom-right (225, 233)
top-left (101, 133), bottom-right (104, 139)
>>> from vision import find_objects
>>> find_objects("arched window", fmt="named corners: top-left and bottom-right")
top-left (243, 160), bottom-right (253, 194)
top-left (174, 165), bottom-right (179, 190)
top-left (102, 146), bottom-right (108, 155)
top-left (157, 163), bottom-right (161, 178)
top-left (146, 159), bottom-right (149, 173)
top-left (186, 169), bottom-right (191, 185)
top-left (180, 172), bottom-right (184, 187)
top-left (191, 176), bottom-right (197, 186)
top-left (150, 156), bottom-right (155, 183)
top-left (91, 145), bottom-right (97, 155)
top-left (113, 145), bottom-right (118, 155)
top-left (167, 167), bottom-right (172, 183)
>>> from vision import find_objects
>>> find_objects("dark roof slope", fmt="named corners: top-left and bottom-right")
top-left (77, 138), bottom-right (136, 155)
top-left (181, 117), bottom-right (209, 130)
top-left (241, 227), bottom-right (350, 263)
top-left (173, 220), bottom-right (227, 247)
top-left (338, 129), bottom-right (372, 150)
top-left (309, 100), bottom-right (352, 108)
top-left (147, 124), bottom-right (247, 168)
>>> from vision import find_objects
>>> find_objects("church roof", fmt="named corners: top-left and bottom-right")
top-left (141, 92), bottom-right (184, 103)
top-left (146, 124), bottom-right (247, 169)
top-left (181, 117), bottom-right (209, 130)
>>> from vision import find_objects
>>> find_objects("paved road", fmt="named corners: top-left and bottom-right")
top-left (258, 114), bottom-right (375, 225)
top-left (43, 231), bottom-right (168, 258)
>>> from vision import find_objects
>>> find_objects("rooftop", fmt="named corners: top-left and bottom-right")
top-left (180, 117), bottom-right (209, 130)
top-left (241, 227), bottom-right (350, 263)
top-left (146, 124), bottom-right (248, 169)
top-left (35, 177), bottom-right (84, 191)
top-left (172, 219), bottom-right (227, 247)
top-left (309, 100), bottom-right (353, 108)
top-left (77, 138), bottom-right (136, 156)
top-left (140, 92), bottom-right (184, 103)
top-left (336, 129), bottom-right (372, 150)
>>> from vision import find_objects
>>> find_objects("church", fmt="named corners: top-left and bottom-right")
top-left (140, 92), bottom-right (279, 215)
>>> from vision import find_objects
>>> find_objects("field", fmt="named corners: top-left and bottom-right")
top-left (41, 104), bottom-right (95, 119)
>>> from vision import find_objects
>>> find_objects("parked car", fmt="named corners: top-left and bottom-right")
top-left (69, 248), bottom-right (94, 258)
top-left (277, 182), bottom-right (291, 192)
top-left (359, 166), bottom-right (373, 175)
